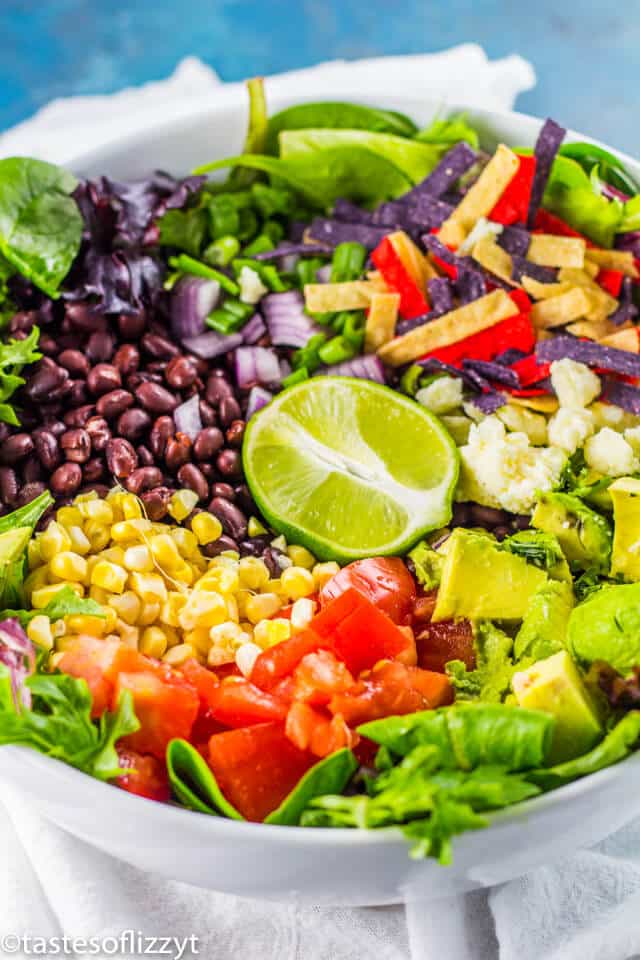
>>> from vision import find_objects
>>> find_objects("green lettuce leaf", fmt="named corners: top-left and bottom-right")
top-left (0, 325), bottom-right (42, 427)
top-left (407, 540), bottom-right (443, 590)
top-left (265, 102), bottom-right (417, 154)
top-left (415, 113), bottom-right (479, 149)
top-left (2, 585), bottom-right (106, 626)
top-left (166, 738), bottom-right (244, 819)
top-left (266, 748), bottom-right (357, 825)
top-left (542, 154), bottom-right (623, 248)
top-left (446, 622), bottom-right (516, 703)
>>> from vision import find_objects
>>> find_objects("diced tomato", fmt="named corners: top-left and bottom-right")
top-left (489, 154), bottom-right (536, 226)
top-left (250, 629), bottom-right (329, 691)
top-left (312, 588), bottom-right (410, 676)
top-left (597, 268), bottom-right (624, 298)
top-left (57, 639), bottom-right (114, 718)
top-left (207, 722), bottom-right (316, 821)
top-left (319, 557), bottom-right (417, 625)
top-left (206, 677), bottom-right (288, 727)
top-left (510, 354), bottom-right (552, 387)
top-left (412, 590), bottom-right (438, 624)
top-left (428, 312), bottom-right (535, 367)
top-left (416, 618), bottom-right (476, 673)
top-left (116, 749), bottom-right (171, 802)
top-left (533, 209), bottom-right (593, 244)
top-left (291, 650), bottom-right (355, 705)
top-left (371, 235), bottom-right (430, 319)
top-left (328, 660), bottom-right (451, 726)
top-left (179, 658), bottom-right (220, 710)
top-left (285, 701), bottom-right (356, 757)
top-left (115, 670), bottom-right (199, 760)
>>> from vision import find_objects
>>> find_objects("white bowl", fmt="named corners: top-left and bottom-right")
top-left (2, 87), bottom-right (640, 905)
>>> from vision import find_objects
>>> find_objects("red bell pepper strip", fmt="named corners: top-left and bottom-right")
top-left (597, 268), bottom-right (624, 298)
top-left (510, 354), bottom-right (552, 387)
top-left (428, 312), bottom-right (536, 366)
top-left (509, 288), bottom-right (532, 314)
top-left (371, 236), bottom-right (430, 319)
top-left (489, 154), bottom-right (537, 226)
top-left (533, 209), bottom-right (594, 246)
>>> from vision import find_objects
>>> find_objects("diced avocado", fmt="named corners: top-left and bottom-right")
top-left (610, 477), bottom-right (640, 581)
top-left (407, 539), bottom-right (443, 590)
top-left (502, 529), bottom-right (571, 583)
top-left (514, 579), bottom-right (574, 662)
top-left (567, 581), bottom-right (640, 674)
top-left (0, 527), bottom-right (32, 564)
top-left (433, 528), bottom-right (547, 622)
top-left (532, 492), bottom-right (612, 574)
top-left (512, 650), bottom-right (602, 763)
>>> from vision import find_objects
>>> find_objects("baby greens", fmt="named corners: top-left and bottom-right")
top-left (0, 325), bottom-right (42, 427)
top-left (166, 739), bottom-right (244, 818)
top-left (265, 101), bottom-right (418, 154)
top-left (265, 748), bottom-right (357, 826)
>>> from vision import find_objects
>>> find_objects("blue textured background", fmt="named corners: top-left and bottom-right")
top-left (1, 0), bottom-right (639, 155)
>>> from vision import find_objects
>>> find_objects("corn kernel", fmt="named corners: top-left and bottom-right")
top-left (27, 615), bottom-right (53, 651)
top-left (150, 533), bottom-right (182, 570)
top-left (52, 618), bottom-right (67, 639)
top-left (49, 551), bottom-right (88, 583)
top-left (27, 539), bottom-right (43, 570)
top-left (111, 519), bottom-right (152, 543)
top-left (138, 601), bottom-right (161, 626)
top-left (66, 614), bottom-right (106, 637)
top-left (163, 643), bottom-right (195, 666)
top-left (191, 512), bottom-right (223, 545)
top-left (89, 584), bottom-right (110, 605)
top-left (184, 627), bottom-right (212, 654)
top-left (169, 563), bottom-right (195, 586)
top-left (160, 592), bottom-right (187, 627)
top-left (102, 607), bottom-right (118, 632)
top-left (168, 489), bottom-right (199, 522)
top-left (238, 557), bottom-right (270, 591)
top-left (108, 590), bottom-right (141, 626)
top-left (66, 525), bottom-right (91, 556)
top-left (235, 589), bottom-right (251, 619)
top-left (115, 618), bottom-right (140, 648)
top-left (312, 561), bottom-right (340, 590)
top-left (225, 595), bottom-right (239, 623)
top-left (195, 566), bottom-right (239, 595)
top-left (56, 505), bottom-right (83, 528)
top-left (280, 566), bottom-right (315, 600)
top-left (290, 597), bottom-right (316, 632)
top-left (40, 522), bottom-right (72, 561)
top-left (83, 521), bottom-right (110, 552)
top-left (239, 621), bottom-right (254, 638)
top-left (163, 625), bottom-right (181, 648)
top-left (100, 546), bottom-right (126, 565)
top-left (209, 621), bottom-right (247, 646)
top-left (123, 544), bottom-right (154, 573)
top-left (247, 516), bottom-right (268, 537)
top-left (78, 499), bottom-right (113, 524)
top-left (207, 644), bottom-right (236, 667)
top-left (24, 565), bottom-right (50, 596)
top-left (179, 591), bottom-right (227, 630)
top-left (121, 493), bottom-right (144, 520)
top-left (31, 582), bottom-right (83, 608)
top-left (245, 592), bottom-right (281, 624)
top-left (73, 490), bottom-right (98, 504)
top-left (140, 626), bottom-right (168, 659)
top-left (261, 577), bottom-right (281, 594)
top-left (91, 560), bottom-right (128, 594)
top-left (235, 641), bottom-right (262, 677)
top-left (129, 572), bottom-right (167, 603)
top-left (50, 652), bottom-right (65, 669)
top-left (271, 534), bottom-right (287, 551)
top-left (253, 617), bottom-right (291, 649)
top-left (170, 527), bottom-right (199, 558)
top-left (287, 545), bottom-right (316, 570)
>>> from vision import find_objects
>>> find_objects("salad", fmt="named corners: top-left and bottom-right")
top-left (2, 82), bottom-right (640, 865)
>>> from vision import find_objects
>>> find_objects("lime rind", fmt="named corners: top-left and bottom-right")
top-left (243, 377), bottom-right (459, 562)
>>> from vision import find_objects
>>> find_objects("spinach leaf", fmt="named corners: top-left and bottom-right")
top-left (0, 158), bottom-right (83, 296)
top-left (279, 129), bottom-right (443, 185)
top-left (195, 148), bottom-right (412, 209)
top-left (0, 664), bottom-right (138, 780)
top-left (1, 585), bottom-right (106, 626)
top-left (0, 325), bottom-right (42, 427)
top-left (158, 207), bottom-right (207, 257)
top-left (415, 113), bottom-right (479, 149)
top-left (265, 102), bottom-right (417, 154)
top-left (265, 748), bottom-right (357, 825)
top-left (166, 738), bottom-right (244, 819)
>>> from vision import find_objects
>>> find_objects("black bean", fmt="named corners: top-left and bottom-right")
top-left (194, 427), bottom-right (224, 461)
top-left (113, 343), bottom-right (140, 377)
top-left (0, 467), bottom-right (18, 504)
top-left (33, 430), bottom-right (60, 471)
top-left (225, 419), bottom-right (245, 447)
top-left (165, 434), bottom-right (191, 472)
top-left (117, 312), bottom-right (146, 340)
top-left (87, 363), bottom-right (122, 396)
top-left (234, 483), bottom-right (256, 515)
top-left (216, 448), bottom-right (241, 477)
top-left (451, 502), bottom-right (472, 527)
top-left (68, 380), bottom-right (89, 407)
top-left (38, 334), bottom-right (59, 356)
top-left (142, 333), bottom-right (180, 360)
top-left (262, 547), bottom-right (282, 579)
top-left (86, 331), bottom-right (115, 364)
top-left (219, 396), bottom-right (241, 427)
top-left (85, 417), bottom-right (111, 452)
top-left (177, 463), bottom-right (209, 501)
top-left (22, 456), bottom-right (43, 484)
top-left (165, 356), bottom-right (197, 389)
top-left (16, 482), bottom-right (46, 506)
top-left (0, 424), bottom-right (10, 445)
top-left (200, 463), bottom-right (216, 480)
top-left (117, 408), bottom-right (151, 441)
top-left (58, 349), bottom-right (90, 377)
top-left (24, 364), bottom-right (67, 402)
top-left (60, 428), bottom-right (91, 464)
top-left (514, 514), bottom-right (531, 531)
top-left (66, 302), bottom-right (106, 332)
top-left (96, 389), bottom-right (134, 419)
top-left (149, 416), bottom-right (174, 459)
top-left (137, 445), bottom-right (154, 467)
top-left (44, 420), bottom-right (65, 437)
top-left (208, 495), bottom-right (247, 540)
top-left (62, 404), bottom-right (94, 428)
top-left (105, 438), bottom-right (138, 479)
top-left (126, 466), bottom-right (164, 494)
top-left (141, 486), bottom-right (172, 521)
top-left (469, 504), bottom-right (510, 528)
top-left (203, 535), bottom-right (239, 558)
top-left (50, 462), bottom-right (82, 495)
top-left (198, 400), bottom-right (217, 427)
top-left (211, 482), bottom-right (235, 501)
top-left (205, 373), bottom-right (234, 406)
top-left (493, 525), bottom-right (511, 542)
top-left (0, 434), bottom-right (34, 464)
top-left (136, 381), bottom-right (179, 414)
top-left (83, 457), bottom-right (105, 482)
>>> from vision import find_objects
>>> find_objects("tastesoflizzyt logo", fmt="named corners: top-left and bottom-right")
top-left (0, 930), bottom-right (199, 958)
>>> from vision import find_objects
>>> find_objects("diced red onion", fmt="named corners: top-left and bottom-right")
top-left (262, 291), bottom-right (324, 347)
top-left (173, 394), bottom-right (202, 441)
top-left (171, 276), bottom-right (221, 340)
top-left (0, 618), bottom-right (35, 708)
top-left (317, 354), bottom-right (386, 384)
top-left (235, 346), bottom-right (282, 389)
top-left (316, 264), bottom-right (332, 283)
top-left (182, 330), bottom-right (243, 359)
top-left (242, 313), bottom-right (267, 344)
top-left (246, 386), bottom-right (274, 419)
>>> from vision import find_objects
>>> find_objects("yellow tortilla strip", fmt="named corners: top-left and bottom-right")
top-left (364, 292), bottom-right (401, 353)
top-left (388, 231), bottom-right (437, 286)
top-left (377, 289), bottom-right (518, 367)
top-left (599, 327), bottom-right (640, 352)
top-left (568, 317), bottom-right (632, 340)
top-left (530, 286), bottom-right (591, 329)
top-left (522, 276), bottom-right (572, 300)
top-left (527, 235), bottom-right (586, 268)
top-left (304, 281), bottom-right (381, 312)
top-left (472, 237), bottom-right (518, 286)
top-left (557, 268), bottom-right (618, 322)
top-left (586, 248), bottom-right (639, 278)
top-left (510, 395), bottom-right (559, 414)
top-left (437, 144), bottom-right (520, 241)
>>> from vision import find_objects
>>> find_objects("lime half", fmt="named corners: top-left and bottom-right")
top-left (243, 377), bottom-right (459, 562)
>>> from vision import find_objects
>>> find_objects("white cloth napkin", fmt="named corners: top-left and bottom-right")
top-left (2, 47), bottom-right (638, 960)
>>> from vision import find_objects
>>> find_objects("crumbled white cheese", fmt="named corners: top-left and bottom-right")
top-left (589, 401), bottom-right (640, 432)
top-left (624, 425), bottom-right (640, 455)
top-left (547, 407), bottom-right (595, 454)
top-left (497, 404), bottom-right (548, 446)
top-left (584, 427), bottom-right (638, 477)
top-left (415, 376), bottom-right (463, 415)
top-left (456, 416), bottom-right (567, 514)
top-left (550, 358), bottom-right (601, 409)
top-left (238, 266), bottom-right (268, 304)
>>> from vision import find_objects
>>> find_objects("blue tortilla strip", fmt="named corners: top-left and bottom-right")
top-left (468, 391), bottom-right (507, 413)
top-left (372, 201), bottom-right (411, 227)
top-left (608, 276), bottom-right (638, 326)
top-left (332, 198), bottom-right (375, 223)
top-left (494, 347), bottom-right (528, 366)
top-left (403, 142), bottom-right (477, 200)
top-left (427, 276), bottom-right (454, 316)
top-left (406, 194), bottom-right (454, 229)
top-left (418, 357), bottom-right (483, 391)
top-left (498, 226), bottom-right (531, 257)
top-left (601, 376), bottom-right (640, 414)
top-left (463, 358), bottom-right (521, 388)
top-left (253, 240), bottom-right (334, 260)
top-left (422, 234), bottom-right (475, 270)
top-left (537, 335), bottom-right (640, 377)
top-left (308, 217), bottom-right (390, 250)
top-left (456, 264), bottom-right (487, 304)
top-left (527, 118), bottom-right (566, 228)
top-left (511, 256), bottom-right (558, 284)
top-left (396, 313), bottom-right (435, 336)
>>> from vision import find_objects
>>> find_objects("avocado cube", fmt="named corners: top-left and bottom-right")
top-left (568, 581), bottom-right (640, 675)
top-left (532, 492), bottom-right (612, 573)
top-left (610, 477), bottom-right (640, 581)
